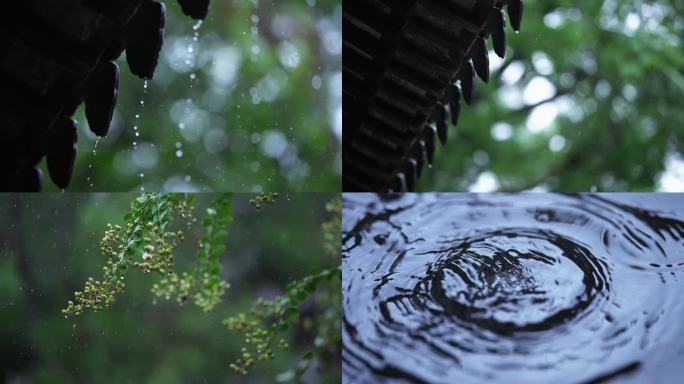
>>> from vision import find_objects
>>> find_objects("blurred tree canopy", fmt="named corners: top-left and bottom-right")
top-left (0, 193), bottom-right (339, 383)
top-left (419, 0), bottom-right (684, 192)
top-left (41, 0), bottom-right (341, 192)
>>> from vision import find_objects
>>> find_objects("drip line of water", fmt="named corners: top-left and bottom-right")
top-left (85, 137), bottom-right (101, 191)
top-left (133, 79), bottom-right (149, 192)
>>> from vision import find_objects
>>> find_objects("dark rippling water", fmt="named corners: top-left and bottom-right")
top-left (342, 194), bottom-right (684, 384)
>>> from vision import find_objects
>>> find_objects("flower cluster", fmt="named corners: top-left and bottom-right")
top-left (62, 223), bottom-right (130, 318)
top-left (150, 193), bottom-right (233, 312)
top-left (63, 193), bottom-right (341, 383)
top-left (224, 298), bottom-right (288, 374)
top-left (63, 193), bottom-right (192, 318)
top-left (62, 277), bottom-right (125, 317)
top-left (132, 225), bottom-right (183, 275)
top-left (249, 192), bottom-right (279, 210)
top-left (223, 196), bottom-right (342, 376)
top-left (223, 267), bottom-right (339, 375)
top-left (151, 270), bottom-right (230, 310)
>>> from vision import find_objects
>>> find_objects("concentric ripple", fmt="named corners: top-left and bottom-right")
top-left (401, 228), bottom-right (609, 335)
top-left (342, 193), bottom-right (684, 384)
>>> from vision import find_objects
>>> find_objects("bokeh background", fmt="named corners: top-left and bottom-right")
top-left (40, 0), bottom-right (341, 192)
top-left (0, 193), bottom-right (339, 383)
top-left (419, 0), bottom-right (684, 192)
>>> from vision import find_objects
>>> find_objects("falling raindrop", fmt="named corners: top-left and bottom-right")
top-left (187, 21), bottom-right (203, 86)
top-left (176, 18), bottom-right (203, 166)
top-left (85, 137), bottom-right (103, 190)
top-left (131, 80), bottom-right (150, 189)
top-left (249, 9), bottom-right (261, 62)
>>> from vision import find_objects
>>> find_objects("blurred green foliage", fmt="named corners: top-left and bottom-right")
top-left (420, 0), bottom-right (684, 192)
top-left (40, 0), bottom-right (341, 192)
top-left (0, 193), bottom-right (339, 383)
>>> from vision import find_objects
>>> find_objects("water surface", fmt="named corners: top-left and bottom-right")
top-left (342, 193), bottom-right (684, 384)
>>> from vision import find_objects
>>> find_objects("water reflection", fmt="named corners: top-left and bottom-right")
top-left (342, 193), bottom-right (684, 383)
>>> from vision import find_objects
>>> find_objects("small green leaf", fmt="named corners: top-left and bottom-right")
top-left (213, 244), bottom-right (226, 255)
top-left (285, 307), bottom-right (299, 320)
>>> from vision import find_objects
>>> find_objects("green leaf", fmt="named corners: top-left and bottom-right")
top-left (285, 307), bottom-right (299, 320)
top-left (213, 244), bottom-right (226, 255)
